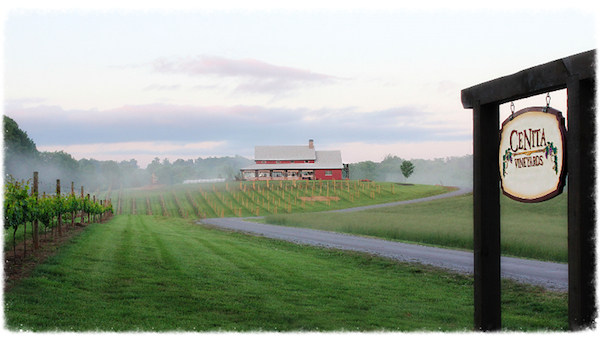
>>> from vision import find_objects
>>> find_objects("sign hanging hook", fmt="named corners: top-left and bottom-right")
top-left (509, 102), bottom-right (515, 120)
top-left (543, 93), bottom-right (551, 112)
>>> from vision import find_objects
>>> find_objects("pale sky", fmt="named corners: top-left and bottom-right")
top-left (2, 1), bottom-right (597, 168)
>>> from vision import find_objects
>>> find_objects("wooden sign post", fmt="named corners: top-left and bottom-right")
top-left (461, 50), bottom-right (595, 331)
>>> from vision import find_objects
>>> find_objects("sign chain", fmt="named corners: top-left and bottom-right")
top-left (509, 102), bottom-right (515, 120)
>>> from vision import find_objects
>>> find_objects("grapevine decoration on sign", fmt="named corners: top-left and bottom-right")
top-left (502, 149), bottom-right (513, 177)
top-left (544, 141), bottom-right (558, 174)
top-left (502, 139), bottom-right (558, 177)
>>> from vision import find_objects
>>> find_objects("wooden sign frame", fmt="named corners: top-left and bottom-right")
top-left (461, 49), bottom-right (596, 331)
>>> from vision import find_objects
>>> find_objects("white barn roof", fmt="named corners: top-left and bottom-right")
top-left (254, 145), bottom-right (316, 161)
top-left (314, 150), bottom-right (343, 168)
top-left (241, 150), bottom-right (343, 170)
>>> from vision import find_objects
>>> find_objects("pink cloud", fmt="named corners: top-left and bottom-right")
top-left (152, 55), bottom-right (332, 80)
top-left (150, 55), bottom-right (339, 94)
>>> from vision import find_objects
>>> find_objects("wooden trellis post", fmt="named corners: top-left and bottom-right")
top-left (81, 186), bottom-right (85, 224)
top-left (71, 182), bottom-right (75, 227)
top-left (56, 179), bottom-right (62, 238)
top-left (33, 172), bottom-right (39, 250)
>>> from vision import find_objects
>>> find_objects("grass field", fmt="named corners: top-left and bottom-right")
top-left (264, 192), bottom-right (568, 263)
top-left (4, 215), bottom-right (568, 331)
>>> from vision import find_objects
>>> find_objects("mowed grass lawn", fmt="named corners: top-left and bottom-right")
top-left (266, 192), bottom-right (568, 263)
top-left (4, 215), bottom-right (567, 331)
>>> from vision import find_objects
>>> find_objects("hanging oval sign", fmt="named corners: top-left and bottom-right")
top-left (499, 106), bottom-right (567, 203)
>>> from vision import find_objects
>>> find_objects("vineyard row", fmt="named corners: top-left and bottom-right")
top-left (4, 172), bottom-right (114, 258)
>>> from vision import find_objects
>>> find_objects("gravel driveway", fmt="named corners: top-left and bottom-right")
top-left (198, 187), bottom-right (568, 291)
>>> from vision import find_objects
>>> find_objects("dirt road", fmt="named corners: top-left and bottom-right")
top-left (198, 188), bottom-right (567, 291)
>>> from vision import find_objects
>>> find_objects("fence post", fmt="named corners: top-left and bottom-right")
top-left (81, 186), bottom-right (85, 224)
top-left (33, 172), bottom-right (39, 250)
top-left (71, 182), bottom-right (75, 227)
top-left (57, 179), bottom-right (62, 238)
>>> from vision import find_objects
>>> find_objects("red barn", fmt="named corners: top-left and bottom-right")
top-left (241, 139), bottom-right (346, 181)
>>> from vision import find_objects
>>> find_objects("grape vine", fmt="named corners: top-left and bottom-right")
top-left (3, 176), bottom-right (113, 257)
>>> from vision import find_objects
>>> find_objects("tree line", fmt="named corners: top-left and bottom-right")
top-left (3, 115), bottom-right (254, 192)
top-left (349, 154), bottom-right (472, 188)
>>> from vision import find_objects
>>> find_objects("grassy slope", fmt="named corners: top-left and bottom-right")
top-left (265, 192), bottom-right (568, 263)
top-left (4, 215), bottom-right (567, 331)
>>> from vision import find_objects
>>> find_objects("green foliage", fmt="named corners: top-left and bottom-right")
top-left (37, 196), bottom-right (56, 229)
top-left (3, 176), bottom-right (113, 249)
top-left (40, 151), bottom-right (79, 179)
top-left (3, 115), bottom-right (39, 176)
top-left (147, 155), bottom-right (253, 186)
top-left (3, 177), bottom-right (33, 230)
top-left (65, 194), bottom-right (81, 213)
top-left (350, 160), bottom-right (377, 180)
top-left (400, 160), bottom-right (415, 181)
top-left (3, 115), bottom-right (38, 157)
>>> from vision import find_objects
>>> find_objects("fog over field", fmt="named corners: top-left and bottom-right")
top-left (4, 113), bottom-right (473, 193)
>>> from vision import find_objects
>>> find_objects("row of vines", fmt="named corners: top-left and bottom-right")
top-left (111, 179), bottom-right (400, 219)
top-left (3, 174), bottom-right (114, 257)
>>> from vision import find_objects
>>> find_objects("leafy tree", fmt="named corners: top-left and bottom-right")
top-left (3, 115), bottom-right (39, 177)
top-left (3, 115), bottom-right (38, 156)
top-left (400, 160), bottom-right (415, 182)
top-left (100, 160), bottom-right (121, 188)
top-left (378, 154), bottom-right (404, 181)
top-left (172, 159), bottom-right (195, 184)
top-left (40, 150), bottom-right (80, 184)
top-left (350, 161), bottom-right (377, 181)
top-left (219, 163), bottom-right (235, 181)
top-left (78, 158), bottom-right (102, 189)
top-left (119, 159), bottom-right (145, 188)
